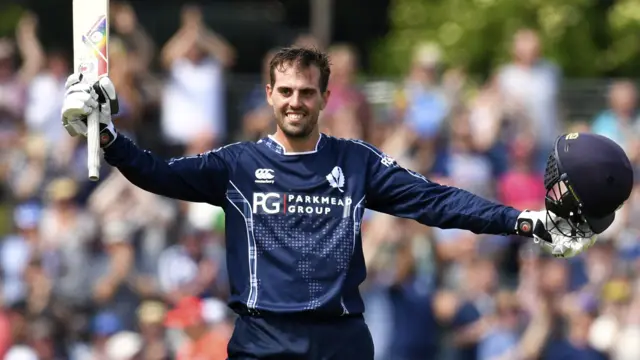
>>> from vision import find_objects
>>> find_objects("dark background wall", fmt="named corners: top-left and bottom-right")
top-left (7, 0), bottom-right (391, 74)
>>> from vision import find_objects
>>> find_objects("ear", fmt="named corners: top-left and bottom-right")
top-left (320, 89), bottom-right (331, 111)
top-left (265, 84), bottom-right (273, 106)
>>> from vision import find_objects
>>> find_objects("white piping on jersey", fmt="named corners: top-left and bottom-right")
top-left (341, 194), bottom-right (367, 316)
top-left (340, 299), bottom-right (348, 316)
top-left (227, 181), bottom-right (259, 310)
top-left (267, 133), bottom-right (323, 155)
top-left (216, 141), bottom-right (243, 151)
top-left (167, 142), bottom-right (243, 165)
top-left (352, 195), bottom-right (366, 256)
top-left (348, 139), bottom-right (430, 182)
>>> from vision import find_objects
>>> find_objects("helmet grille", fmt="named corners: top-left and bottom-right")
top-left (544, 152), bottom-right (560, 190)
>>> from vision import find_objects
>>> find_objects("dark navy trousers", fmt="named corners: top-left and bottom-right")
top-left (226, 314), bottom-right (375, 360)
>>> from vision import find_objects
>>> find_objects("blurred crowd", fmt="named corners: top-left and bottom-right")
top-left (0, 2), bottom-right (640, 360)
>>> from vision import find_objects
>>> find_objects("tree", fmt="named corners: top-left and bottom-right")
top-left (371, 0), bottom-right (640, 79)
top-left (0, 4), bottom-right (24, 38)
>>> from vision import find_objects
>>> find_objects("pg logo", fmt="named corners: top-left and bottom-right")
top-left (253, 193), bottom-right (281, 214)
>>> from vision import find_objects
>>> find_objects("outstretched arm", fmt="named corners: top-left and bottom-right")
top-left (358, 139), bottom-right (521, 235)
top-left (359, 139), bottom-right (596, 258)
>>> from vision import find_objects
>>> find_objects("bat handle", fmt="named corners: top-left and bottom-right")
top-left (87, 110), bottom-right (101, 181)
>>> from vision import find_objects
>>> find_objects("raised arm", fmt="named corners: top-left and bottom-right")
top-left (354, 140), bottom-right (521, 235)
top-left (103, 135), bottom-right (239, 206)
top-left (15, 12), bottom-right (45, 84)
top-left (61, 73), bottom-right (241, 206)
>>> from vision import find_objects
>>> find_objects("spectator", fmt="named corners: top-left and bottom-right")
top-left (591, 80), bottom-right (640, 161)
top-left (164, 296), bottom-right (230, 360)
top-left (135, 300), bottom-right (170, 359)
top-left (0, 202), bottom-right (41, 307)
top-left (497, 131), bottom-right (546, 211)
top-left (39, 177), bottom-right (97, 308)
top-left (89, 223), bottom-right (140, 331)
top-left (5, 134), bottom-right (49, 202)
top-left (0, 12), bottom-right (44, 153)
top-left (240, 49), bottom-right (277, 141)
top-left (478, 291), bottom-right (522, 360)
top-left (160, 4), bottom-right (235, 155)
top-left (104, 331), bottom-right (143, 360)
top-left (321, 43), bottom-right (373, 142)
top-left (497, 28), bottom-right (562, 170)
top-left (157, 224), bottom-right (227, 305)
top-left (5, 345), bottom-right (39, 360)
top-left (395, 42), bottom-right (449, 141)
top-left (432, 107), bottom-right (495, 200)
top-left (23, 47), bottom-right (68, 145)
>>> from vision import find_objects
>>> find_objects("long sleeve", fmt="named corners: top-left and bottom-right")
top-left (358, 141), bottom-right (521, 235)
top-left (103, 135), bottom-right (241, 206)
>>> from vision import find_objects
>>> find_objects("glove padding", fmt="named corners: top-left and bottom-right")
top-left (61, 73), bottom-right (119, 147)
top-left (516, 210), bottom-right (598, 258)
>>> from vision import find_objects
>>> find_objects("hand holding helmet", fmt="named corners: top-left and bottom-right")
top-left (516, 209), bottom-right (598, 258)
top-left (517, 132), bottom-right (633, 258)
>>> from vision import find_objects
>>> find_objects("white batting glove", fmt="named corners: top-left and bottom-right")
top-left (61, 73), bottom-right (119, 147)
top-left (516, 210), bottom-right (598, 258)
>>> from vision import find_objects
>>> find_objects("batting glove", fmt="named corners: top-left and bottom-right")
top-left (515, 210), bottom-right (598, 258)
top-left (61, 73), bottom-right (119, 147)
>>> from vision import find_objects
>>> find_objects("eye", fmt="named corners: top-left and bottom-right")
top-left (301, 89), bottom-right (316, 97)
top-left (278, 88), bottom-right (292, 96)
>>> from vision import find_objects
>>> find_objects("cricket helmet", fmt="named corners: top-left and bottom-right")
top-left (544, 132), bottom-right (634, 237)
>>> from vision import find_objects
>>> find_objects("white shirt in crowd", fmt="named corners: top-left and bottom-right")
top-left (161, 56), bottom-right (226, 146)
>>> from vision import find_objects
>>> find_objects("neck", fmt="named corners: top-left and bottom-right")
top-left (512, 161), bottom-right (530, 171)
top-left (614, 109), bottom-right (633, 121)
top-left (515, 58), bottom-right (535, 68)
top-left (273, 128), bottom-right (320, 153)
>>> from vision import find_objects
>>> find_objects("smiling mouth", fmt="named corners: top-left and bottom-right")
top-left (285, 113), bottom-right (306, 121)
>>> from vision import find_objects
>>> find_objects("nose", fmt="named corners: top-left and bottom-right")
top-left (289, 91), bottom-right (302, 108)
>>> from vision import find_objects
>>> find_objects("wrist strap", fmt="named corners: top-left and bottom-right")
top-left (99, 126), bottom-right (117, 148)
top-left (517, 217), bottom-right (534, 237)
top-left (516, 210), bottom-right (535, 237)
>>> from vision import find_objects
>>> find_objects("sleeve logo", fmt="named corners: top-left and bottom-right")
top-left (381, 155), bottom-right (396, 167)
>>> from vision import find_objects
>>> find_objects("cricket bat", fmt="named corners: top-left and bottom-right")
top-left (73, 0), bottom-right (109, 181)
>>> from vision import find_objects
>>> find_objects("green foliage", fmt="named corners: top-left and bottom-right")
top-left (372, 0), bottom-right (640, 78)
top-left (0, 4), bottom-right (24, 37)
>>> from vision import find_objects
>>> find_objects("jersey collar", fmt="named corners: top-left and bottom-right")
top-left (259, 133), bottom-right (326, 155)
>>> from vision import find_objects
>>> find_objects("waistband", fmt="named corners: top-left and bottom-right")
top-left (232, 306), bottom-right (364, 323)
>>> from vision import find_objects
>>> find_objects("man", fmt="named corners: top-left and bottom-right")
top-left (61, 47), bottom-right (632, 359)
top-left (157, 223), bottom-right (227, 305)
top-left (164, 296), bottom-right (231, 360)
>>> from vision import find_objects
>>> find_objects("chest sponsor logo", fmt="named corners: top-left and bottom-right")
top-left (252, 192), bottom-right (352, 216)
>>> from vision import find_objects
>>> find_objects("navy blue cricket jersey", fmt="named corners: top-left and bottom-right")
top-left (104, 133), bottom-right (521, 316)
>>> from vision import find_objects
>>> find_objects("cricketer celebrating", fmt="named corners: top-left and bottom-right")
top-left (61, 47), bottom-right (633, 359)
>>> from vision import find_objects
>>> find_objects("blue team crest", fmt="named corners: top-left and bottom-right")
top-left (326, 166), bottom-right (345, 192)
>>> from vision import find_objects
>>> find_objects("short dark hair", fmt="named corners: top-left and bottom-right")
top-left (269, 47), bottom-right (331, 93)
